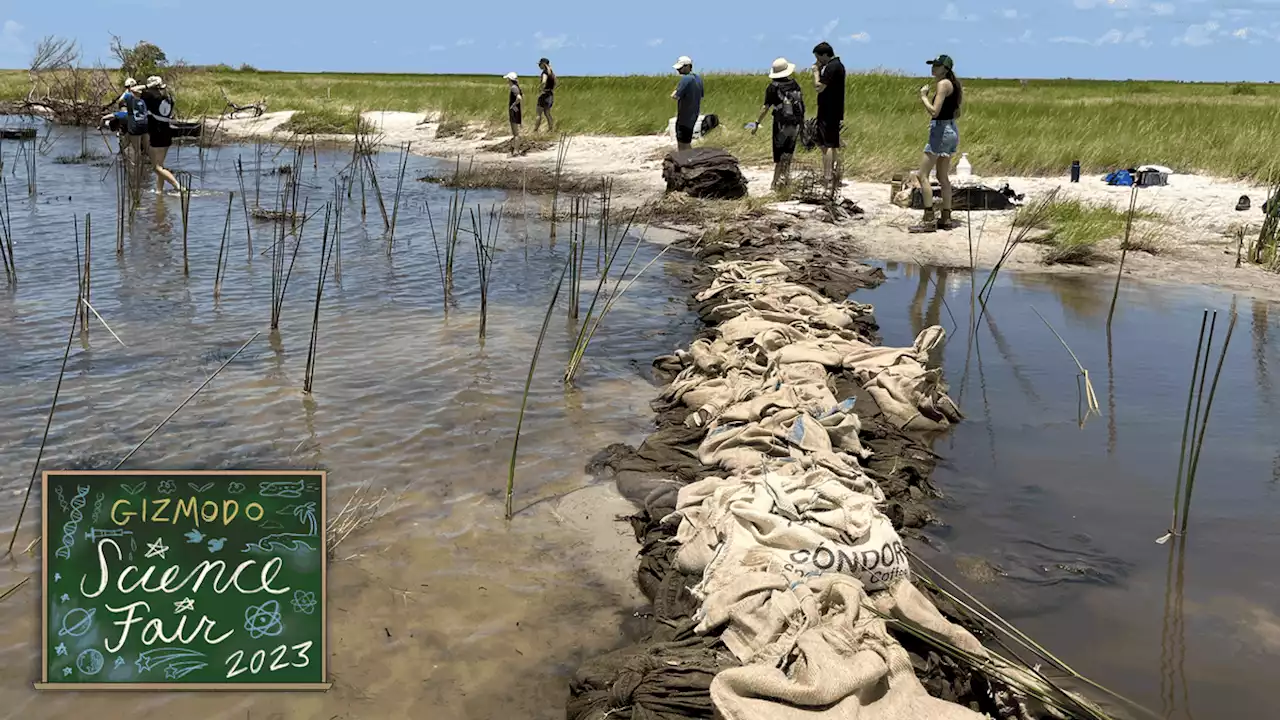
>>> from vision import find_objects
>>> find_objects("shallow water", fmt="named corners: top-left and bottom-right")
top-left (0, 125), bottom-right (698, 718)
top-left (865, 262), bottom-right (1280, 719)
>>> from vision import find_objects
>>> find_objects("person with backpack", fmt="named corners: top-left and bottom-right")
top-left (534, 58), bottom-right (556, 133)
top-left (750, 57), bottom-right (805, 191)
top-left (119, 83), bottom-right (150, 172)
top-left (142, 76), bottom-right (182, 193)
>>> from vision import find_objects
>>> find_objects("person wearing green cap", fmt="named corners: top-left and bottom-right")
top-left (910, 54), bottom-right (963, 233)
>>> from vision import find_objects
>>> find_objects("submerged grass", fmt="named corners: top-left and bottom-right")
top-left (8, 68), bottom-right (1280, 178)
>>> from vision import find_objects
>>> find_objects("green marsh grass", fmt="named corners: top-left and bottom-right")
top-left (1015, 197), bottom-right (1158, 266)
top-left (10, 68), bottom-right (1280, 178)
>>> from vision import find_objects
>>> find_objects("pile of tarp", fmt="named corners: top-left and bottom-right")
top-left (570, 252), bottom-right (1059, 720)
top-left (663, 148), bottom-right (750, 199)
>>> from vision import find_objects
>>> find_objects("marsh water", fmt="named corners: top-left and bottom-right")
top-left (0, 125), bottom-right (698, 718)
top-left (866, 262), bottom-right (1280, 719)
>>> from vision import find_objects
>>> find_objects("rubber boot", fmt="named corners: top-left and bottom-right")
top-left (909, 207), bottom-right (937, 234)
top-left (939, 208), bottom-right (956, 230)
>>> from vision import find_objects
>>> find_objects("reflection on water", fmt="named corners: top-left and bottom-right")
top-left (0, 127), bottom-right (698, 718)
top-left (869, 262), bottom-right (1280, 719)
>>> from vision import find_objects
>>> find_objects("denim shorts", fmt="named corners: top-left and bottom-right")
top-left (925, 119), bottom-right (959, 157)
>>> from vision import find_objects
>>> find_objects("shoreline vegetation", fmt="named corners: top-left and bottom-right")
top-left (3, 66), bottom-right (1280, 179)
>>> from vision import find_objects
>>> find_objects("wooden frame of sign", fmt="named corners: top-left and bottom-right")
top-left (36, 470), bottom-right (331, 691)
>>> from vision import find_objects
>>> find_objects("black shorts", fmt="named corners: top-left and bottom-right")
top-left (148, 123), bottom-right (172, 149)
top-left (537, 92), bottom-right (554, 110)
top-left (772, 124), bottom-right (799, 163)
top-left (675, 124), bottom-right (694, 144)
top-left (816, 117), bottom-right (842, 149)
top-left (509, 108), bottom-right (522, 125)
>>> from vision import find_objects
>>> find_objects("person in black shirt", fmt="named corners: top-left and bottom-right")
top-left (811, 42), bottom-right (845, 192)
top-left (751, 57), bottom-right (805, 191)
top-left (504, 72), bottom-right (522, 145)
top-left (142, 76), bottom-right (182, 193)
top-left (534, 58), bottom-right (556, 133)
top-left (909, 54), bottom-right (964, 233)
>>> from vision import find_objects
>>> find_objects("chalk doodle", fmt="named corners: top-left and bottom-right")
top-left (59, 593), bottom-right (69, 602)
top-left (55, 485), bottom-right (68, 513)
top-left (290, 589), bottom-right (318, 615)
top-left (207, 537), bottom-right (226, 553)
top-left (122, 482), bottom-right (146, 495)
top-left (244, 600), bottom-right (285, 639)
top-left (227, 481), bottom-right (246, 494)
top-left (55, 642), bottom-right (67, 656)
top-left (258, 478), bottom-right (306, 498)
top-left (113, 656), bottom-right (126, 670)
top-left (58, 607), bottom-right (96, 638)
top-left (62, 666), bottom-right (73, 677)
top-left (184, 529), bottom-right (205, 544)
top-left (157, 479), bottom-right (177, 494)
top-left (55, 485), bottom-right (90, 560)
top-left (242, 533), bottom-right (315, 554)
top-left (76, 648), bottom-right (105, 675)
top-left (189, 482), bottom-right (215, 492)
top-left (258, 520), bottom-right (285, 530)
top-left (165, 661), bottom-right (206, 679)
top-left (174, 597), bottom-right (195, 614)
top-left (91, 492), bottom-right (105, 523)
top-left (281, 502), bottom-right (319, 536)
top-left (85, 527), bottom-right (132, 543)
top-left (53, 572), bottom-right (61, 582)
top-left (145, 538), bottom-right (170, 560)
top-left (135, 647), bottom-right (207, 674)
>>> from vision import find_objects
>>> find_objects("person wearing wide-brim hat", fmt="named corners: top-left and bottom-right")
top-left (503, 72), bottom-right (523, 145)
top-left (909, 54), bottom-right (964, 233)
top-left (750, 57), bottom-right (805, 191)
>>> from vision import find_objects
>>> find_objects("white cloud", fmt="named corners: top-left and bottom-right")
top-left (1174, 20), bottom-right (1218, 46)
top-left (1004, 29), bottom-right (1035, 44)
top-left (821, 18), bottom-right (840, 38)
top-left (1149, 2), bottom-right (1175, 15)
top-left (0, 20), bottom-right (25, 56)
top-left (428, 44), bottom-right (445, 52)
top-left (1096, 28), bottom-right (1125, 43)
top-left (455, 38), bottom-right (474, 46)
top-left (1003, 8), bottom-right (1018, 18)
top-left (942, 3), bottom-right (972, 21)
top-left (848, 31), bottom-right (870, 42)
top-left (1049, 35), bottom-right (1092, 43)
top-left (534, 32), bottom-right (568, 51)
top-left (647, 38), bottom-right (664, 47)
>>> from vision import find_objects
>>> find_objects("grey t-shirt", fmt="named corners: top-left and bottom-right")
top-left (675, 73), bottom-right (704, 129)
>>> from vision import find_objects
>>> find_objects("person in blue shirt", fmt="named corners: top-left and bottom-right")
top-left (670, 56), bottom-right (703, 152)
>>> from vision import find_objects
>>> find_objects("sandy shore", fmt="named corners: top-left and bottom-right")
top-left (210, 110), bottom-right (1280, 302)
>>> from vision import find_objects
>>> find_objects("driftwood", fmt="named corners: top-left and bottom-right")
top-left (221, 87), bottom-right (266, 119)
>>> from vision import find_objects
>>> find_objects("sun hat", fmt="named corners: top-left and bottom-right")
top-left (926, 54), bottom-right (955, 70)
top-left (673, 56), bottom-right (693, 70)
top-left (146, 75), bottom-right (163, 88)
top-left (768, 57), bottom-right (796, 79)
top-left (503, 72), bottom-right (518, 81)
top-left (123, 77), bottom-right (136, 88)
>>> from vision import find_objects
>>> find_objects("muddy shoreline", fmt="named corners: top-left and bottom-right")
top-left (570, 209), bottom-right (1078, 718)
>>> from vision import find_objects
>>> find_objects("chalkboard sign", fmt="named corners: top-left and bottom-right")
top-left (37, 470), bottom-right (330, 691)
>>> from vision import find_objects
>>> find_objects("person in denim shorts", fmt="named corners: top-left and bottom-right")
top-left (910, 54), bottom-right (964, 233)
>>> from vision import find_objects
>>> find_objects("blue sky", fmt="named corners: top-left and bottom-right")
top-left (0, 0), bottom-right (1277, 81)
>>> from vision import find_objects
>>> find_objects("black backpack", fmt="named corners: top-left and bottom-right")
top-left (124, 94), bottom-right (149, 134)
top-left (776, 84), bottom-right (805, 127)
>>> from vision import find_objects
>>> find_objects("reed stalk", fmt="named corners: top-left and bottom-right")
top-left (178, 171), bottom-right (192, 277)
top-left (235, 157), bottom-right (253, 257)
top-left (386, 142), bottom-right (411, 254)
top-left (976, 188), bottom-right (1060, 324)
top-left (1029, 305), bottom-right (1100, 416)
top-left (471, 203), bottom-right (501, 340)
top-left (332, 179), bottom-right (344, 282)
top-left (80, 213), bottom-right (92, 338)
top-left (1175, 311), bottom-right (1236, 536)
top-left (361, 151), bottom-right (391, 230)
top-left (0, 176), bottom-right (13, 281)
top-left (304, 204), bottom-right (336, 393)
top-left (214, 191), bottom-right (234, 300)
top-left (507, 251), bottom-right (574, 520)
top-left (270, 195), bottom-right (310, 329)
top-left (549, 135), bottom-right (570, 245)
top-left (6, 235), bottom-right (83, 555)
top-left (1107, 184), bottom-right (1140, 333)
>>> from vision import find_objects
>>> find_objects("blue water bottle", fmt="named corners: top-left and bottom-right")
top-left (1070, 160), bottom-right (1081, 183)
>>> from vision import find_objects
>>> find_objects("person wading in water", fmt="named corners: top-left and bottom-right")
top-left (750, 57), bottom-right (805, 191)
top-left (142, 75), bottom-right (182, 193)
top-left (910, 54), bottom-right (964, 233)
top-left (670, 56), bottom-right (703, 153)
top-left (534, 58), bottom-right (556, 133)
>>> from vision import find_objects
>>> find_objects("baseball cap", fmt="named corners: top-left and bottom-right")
top-left (673, 56), bottom-right (693, 70)
top-left (926, 55), bottom-right (954, 70)
top-left (503, 72), bottom-right (518, 81)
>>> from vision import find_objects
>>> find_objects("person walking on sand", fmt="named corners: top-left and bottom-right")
top-left (534, 58), bottom-right (556, 133)
top-left (671, 56), bottom-right (703, 153)
top-left (750, 57), bottom-right (805, 191)
top-left (811, 42), bottom-right (845, 192)
top-left (504, 72), bottom-right (523, 143)
top-left (142, 76), bottom-right (182, 193)
top-left (910, 54), bottom-right (964, 233)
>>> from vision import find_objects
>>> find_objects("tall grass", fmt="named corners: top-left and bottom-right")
top-left (5, 68), bottom-right (1280, 177)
